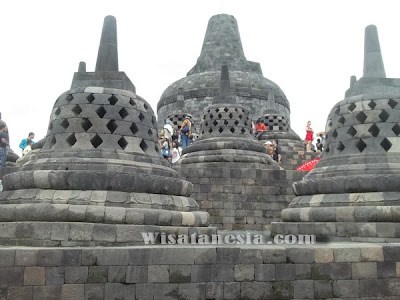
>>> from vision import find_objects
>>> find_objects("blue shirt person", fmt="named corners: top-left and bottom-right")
top-left (19, 132), bottom-right (35, 151)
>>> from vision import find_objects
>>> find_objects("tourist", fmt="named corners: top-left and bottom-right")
top-left (305, 121), bottom-right (314, 152)
top-left (160, 137), bottom-right (170, 161)
top-left (22, 140), bottom-right (33, 156)
top-left (171, 140), bottom-right (182, 165)
top-left (316, 138), bottom-right (323, 152)
top-left (272, 139), bottom-right (282, 165)
top-left (264, 141), bottom-right (274, 157)
top-left (180, 116), bottom-right (191, 149)
top-left (19, 132), bottom-right (35, 152)
top-left (163, 119), bottom-right (173, 142)
top-left (0, 125), bottom-right (10, 168)
top-left (255, 120), bottom-right (266, 140)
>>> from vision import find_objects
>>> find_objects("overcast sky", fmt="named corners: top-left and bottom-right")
top-left (2, 0), bottom-right (400, 153)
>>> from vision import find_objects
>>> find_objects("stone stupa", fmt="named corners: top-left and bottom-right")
top-left (174, 65), bottom-right (286, 230)
top-left (272, 25), bottom-right (400, 242)
top-left (0, 16), bottom-right (213, 246)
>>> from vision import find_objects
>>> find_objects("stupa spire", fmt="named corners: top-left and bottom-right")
top-left (95, 15), bottom-right (119, 72)
top-left (213, 65), bottom-right (234, 104)
top-left (363, 25), bottom-right (386, 78)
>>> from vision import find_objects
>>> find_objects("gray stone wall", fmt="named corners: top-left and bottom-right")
top-left (0, 244), bottom-right (398, 299)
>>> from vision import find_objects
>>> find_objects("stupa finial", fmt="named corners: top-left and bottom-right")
top-left (95, 15), bottom-right (118, 72)
top-left (363, 25), bottom-right (386, 78)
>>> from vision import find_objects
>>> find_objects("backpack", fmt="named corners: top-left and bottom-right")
top-left (181, 125), bottom-right (189, 133)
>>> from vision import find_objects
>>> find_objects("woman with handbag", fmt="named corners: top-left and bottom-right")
top-left (180, 116), bottom-right (191, 149)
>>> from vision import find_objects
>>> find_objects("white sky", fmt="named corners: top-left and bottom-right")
top-left (2, 0), bottom-right (400, 153)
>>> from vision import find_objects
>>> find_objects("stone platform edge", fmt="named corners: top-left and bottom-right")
top-left (0, 243), bottom-right (399, 299)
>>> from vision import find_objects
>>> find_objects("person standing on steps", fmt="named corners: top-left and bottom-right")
top-left (180, 116), bottom-right (191, 149)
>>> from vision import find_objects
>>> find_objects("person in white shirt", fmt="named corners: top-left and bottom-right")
top-left (163, 119), bottom-right (174, 141)
top-left (22, 140), bottom-right (33, 156)
top-left (171, 141), bottom-right (182, 165)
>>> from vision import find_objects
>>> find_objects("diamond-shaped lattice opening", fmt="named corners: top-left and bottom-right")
top-left (90, 134), bottom-right (103, 148)
top-left (81, 118), bottom-right (92, 132)
top-left (107, 120), bottom-right (118, 133)
top-left (355, 111), bottom-right (367, 123)
top-left (48, 122), bottom-right (53, 131)
top-left (235, 108), bottom-right (238, 112)
top-left (379, 110), bottom-right (390, 122)
top-left (201, 130), bottom-right (205, 134)
top-left (119, 108), bottom-right (129, 119)
top-left (215, 108), bottom-right (220, 113)
top-left (208, 128), bottom-right (213, 133)
top-left (347, 126), bottom-right (357, 137)
top-left (203, 115), bottom-right (206, 120)
top-left (218, 127), bottom-right (223, 133)
top-left (380, 137), bottom-right (392, 152)
top-left (66, 94), bottom-right (74, 102)
top-left (55, 107), bottom-right (61, 116)
top-left (336, 141), bottom-right (345, 151)
top-left (143, 103), bottom-right (149, 111)
top-left (238, 115), bottom-right (243, 119)
top-left (224, 120), bottom-right (229, 125)
top-left (368, 100), bottom-right (376, 109)
top-left (86, 94), bottom-right (95, 103)
top-left (234, 120), bottom-right (239, 126)
top-left (328, 121), bottom-right (333, 127)
top-left (96, 106), bottom-right (106, 118)
top-left (229, 113), bottom-right (233, 119)
top-left (204, 121), bottom-right (209, 127)
top-left (72, 105), bottom-right (82, 116)
top-left (325, 146), bottom-right (330, 153)
top-left (66, 133), bottom-right (77, 147)
top-left (332, 130), bottom-right (338, 139)
top-left (335, 107), bottom-right (340, 115)
top-left (388, 99), bottom-right (398, 109)
top-left (49, 136), bottom-right (56, 148)
top-left (129, 98), bottom-right (136, 107)
top-left (244, 121), bottom-right (248, 126)
top-left (338, 116), bottom-right (345, 124)
top-left (155, 144), bottom-right (160, 153)
top-left (108, 95), bottom-right (118, 105)
top-left (368, 123), bottom-right (380, 137)
top-left (241, 128), bottom-right (246, 134)
top-left (224, 107), bottom-right (229, 112)
top-left (148, 129), bottom-right (153, 136)
top-left (138, 112), bottom-right (145, 122)
top-left (152, 117), bottom-right (157, 125)
top-left (118, 137), bottom-right (128, 150)
top-left (356, 139), bottom-right (367, 152)
top-left (130, 123), bottom-right (138, 135)
top-left (230, 127), bottom-right (235, 133)
top-left (139, 139), bottom-right (148, 152)
top-left (392, 123), bottom-right (400, 136)
top-left (209, 114), bottom-right (214, 119)
top-left (218, 113), bottom-right (222, 118)
top-left (348, 103), bottom-right (356, 112)
top-left (60, 119), bottom-right (69, 130)
top-left (213, 120), bottom-right (218, 126)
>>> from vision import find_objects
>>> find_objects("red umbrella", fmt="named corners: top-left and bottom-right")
top-left (296, 158), bottom-right (321, 171)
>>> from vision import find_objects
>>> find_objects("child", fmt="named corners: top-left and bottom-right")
top-left (171, 141), bottom-right (182, 165)
top-left (160, 138), bottom-right (170, 161)
top-left (22, 140), bottom-right (33, 156)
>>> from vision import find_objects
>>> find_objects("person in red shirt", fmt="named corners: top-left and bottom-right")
top-left (255, 120), bottom-right (267, 140)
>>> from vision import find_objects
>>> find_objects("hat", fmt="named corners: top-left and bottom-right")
top-left (185, 116), bottom-right (190, 119)
top-left (264, 141), bottom-right (272, 145)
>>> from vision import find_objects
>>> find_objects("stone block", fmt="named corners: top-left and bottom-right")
top-left (0, 249), bottom-right (15, 266)
top-left (330, 262), bottom-right (352, 279)
top-left (241, 282), bottom-right (273, 299)
top-left (65, 266), bottom-right (88, 284)
top-left (314, 280), bottom-right (333, 298)
top-left (178, 283), bottom-right (206, 300)
top-left (377, 262), bottom-right (396, 278)
top-left (169, 265), bottom-right (191, 283)
top-left (128, 248), bottom-right (151, 265)
top-left (135, 283), bottom-right (153, 300)
top-left (223, 282), bottom-right (240, 300)
top-left (108, 266), bottom-right (126, 283)
top-left (333, 247), bottom-right (361, 262)
top-left (88, 266), bottom-right (108, 283)
top-left (210, 265), bottom-right (234, 282)
top-left (273, 280), bottom-right (293, 299)
top-left (96, 249), bottom-right (129, 265)
top-left (126, 266), bottom-right (147, 283)
top-left (383, 245), bottom-right (400, 261)
top-left (239, 248), bottom-right (263, 264)
top-left (32, 286), bottom-right (61, 300)
top-left (293, 280), bottom-right (314, 299)
top-left (194, 248), bottom-right (216, 264)
top-left (191, 264), bottom-right (210, 282)
top-left (7, 286), bottom-right (32, 300)
top-left (311, 264), bottom-right (331, 280)
top-left (61, 284), bottom-right (84, 300)
top-left (275, 264), bottom-right (295, 281)
top-left (287, 247), bottom-right (314, 263)
top-left (51, 223), bottom-right (70, 241)
top-left (153, 283), bottom-right (178, 300)
top-left (15, 249), bottom-right (37, 266)
top-left (359, 278), bottom-right (389, 297)
top-left (84, 284), bottom-right (104, 300)
top-left (37, 249), bottom-right (63, 266)
top-left (314, 247), bottom-right (334, 263)
top-left (352, 262), bottom-right (378, 279)
top-left (24, 267), bottom-right (45, 285)
top-left (92, 223), bottom-right (117, 242)
top-left (148, 265), bottom-right (169, 283)
top-left (262, 246), bottom-right (286, 263)
top-left (295, 263), bottom-right (311, 279)
top-left (333, 279), bottom-right (359, 298)
top-left (104, 283), bottom-right (135, 300)
top-left (361, 246), bottom-right (384, 262)
top-left (69, 223), bottom-right (93, 241)
top-left (151, 248), bottom-right (194, 265)
top-left (206, 282), bottom-right (223, 300)
top-left (63, 249), bottom-right (81, 266)
top-left (234, 264), bottom-right (254, 281)
top-left (216, 248), bottom-right (240, 264)
top-left (255, 264), bottom-right (275, 281)
top-left (46, 267), bottom-right (64, 285)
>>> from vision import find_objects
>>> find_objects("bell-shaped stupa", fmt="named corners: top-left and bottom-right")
top-left (0, 16), bottom-right (213, 246)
